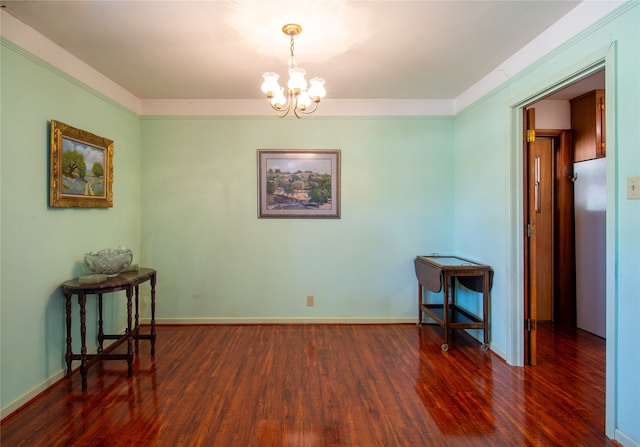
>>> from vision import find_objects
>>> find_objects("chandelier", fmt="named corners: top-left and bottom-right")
top-left (261, 24), bottom-right (326, 118)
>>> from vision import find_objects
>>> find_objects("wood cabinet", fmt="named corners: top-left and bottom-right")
top-left (571, 90), bottom-right (605, 162)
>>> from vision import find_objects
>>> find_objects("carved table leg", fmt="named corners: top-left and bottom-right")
top-left (150, 273), bottom-right (156, 355)
top-left (126, 286), bottom-right (133, 378)
top-left (134, 285), bottom-right (140, 349)
top-left (79, 292), bottom-right (88, 392)
top-left (97, 294), bottom-right (104, 354)
top-left (64, 293), bottom-right (72, 378)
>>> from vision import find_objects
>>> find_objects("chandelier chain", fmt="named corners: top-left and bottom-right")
top-left (290, 34), bottom-right (295, 59)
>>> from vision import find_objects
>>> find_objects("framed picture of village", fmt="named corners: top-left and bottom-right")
top-left (258, 149), bottom-right (340, 218)
top-left (49, 120), bottom-right (113, 208)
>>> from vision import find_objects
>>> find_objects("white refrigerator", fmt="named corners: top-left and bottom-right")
top-left (573, 157), bottom-right (606, 338)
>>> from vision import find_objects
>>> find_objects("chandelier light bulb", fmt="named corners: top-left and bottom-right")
top-left (298, 91), bottom-right (312, 109)
top-left (308, 78), bottom-right (326, 101)
top-left (287, 67), bottom-right (307, 92)
top-left (270, 87), bottom-right (287, 109)
top-left (261, 72), bottom-right (281, 95)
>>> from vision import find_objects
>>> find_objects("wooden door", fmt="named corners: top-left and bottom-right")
top-left (529, 137), bottom-right (554, 323)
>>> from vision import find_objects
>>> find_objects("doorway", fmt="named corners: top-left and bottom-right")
top-left (523, 69), bottom-right (606, 366)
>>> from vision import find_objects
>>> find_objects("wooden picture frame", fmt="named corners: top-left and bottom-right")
top-left (258, 149), bottom-right (341, 218)
top-left (49, 120), bottom-right (113, 208)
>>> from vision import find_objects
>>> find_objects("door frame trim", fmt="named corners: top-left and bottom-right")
top-left (506, 44), bottom-right (616, 438)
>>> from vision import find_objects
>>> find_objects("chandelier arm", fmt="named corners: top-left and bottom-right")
top-left (269, 101), bottom-right (291, 118)
top-left (290, 91), bottom-right (302, 119)
top-left (267, 88), bottom-right (295, 117)
top-left (296, 102), bottom-right (320, 115)
top-left (268, 99), bottom-right (291, 118)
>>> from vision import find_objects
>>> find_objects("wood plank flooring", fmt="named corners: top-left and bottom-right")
top-left (1, 323), bottom-right (611, 446)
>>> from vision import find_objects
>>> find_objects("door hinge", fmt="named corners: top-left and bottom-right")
top-left (527, 223), bottom-right (535, 237)
top-left (527, 129), bottom-right (536, 143)
top-left (527, 318), bottom-right (537, 332)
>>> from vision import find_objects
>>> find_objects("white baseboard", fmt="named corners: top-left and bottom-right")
top-left (0, 338), bottom-right (120, 421)
top-left (146, 316), bottom-right (418, 325)
top-left (616, 428), bottom-right (640, 447)
top-left (0, 370), bottom-right (66, 421)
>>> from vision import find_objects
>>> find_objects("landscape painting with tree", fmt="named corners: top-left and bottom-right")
top-left (258, 150), bottom-right (340, 218)
top-left (49, 120), bottom-right (113, 208)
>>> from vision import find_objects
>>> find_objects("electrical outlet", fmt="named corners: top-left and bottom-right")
top-left (306, 295), bottom-right (314, 306)
top-left (628, 177), bottom-right (640, 199)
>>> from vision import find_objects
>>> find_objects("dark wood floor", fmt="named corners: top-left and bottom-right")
top-left (1, 323), bottom-right (611, 446)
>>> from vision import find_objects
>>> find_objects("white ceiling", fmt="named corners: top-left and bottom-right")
top-left (1, 0), bottom-right (593, 102)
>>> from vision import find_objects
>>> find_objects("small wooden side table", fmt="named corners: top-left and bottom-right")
top-left (60, 267), bottom-right (156, 391)
top-left (414, 256), bottom-right (492, 351)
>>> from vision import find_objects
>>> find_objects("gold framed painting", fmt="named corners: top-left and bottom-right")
top-left (49, 120), bottom-right (113, 208)
top-left (258, 149), bottom-right (341, 218)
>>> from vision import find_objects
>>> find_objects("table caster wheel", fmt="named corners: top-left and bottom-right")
top-left (481, 343), bottom-right (489, 352)
top-left (441, 344), bottom-right (449, 352)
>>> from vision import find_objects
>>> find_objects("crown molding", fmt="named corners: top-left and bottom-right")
top-left (139, 98), bottom-right (456, 117)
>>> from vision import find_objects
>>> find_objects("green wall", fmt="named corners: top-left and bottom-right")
top-left (0, 41), bottom-right (141, 411)
top-left (140, 117), bottom-right (454, 321)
